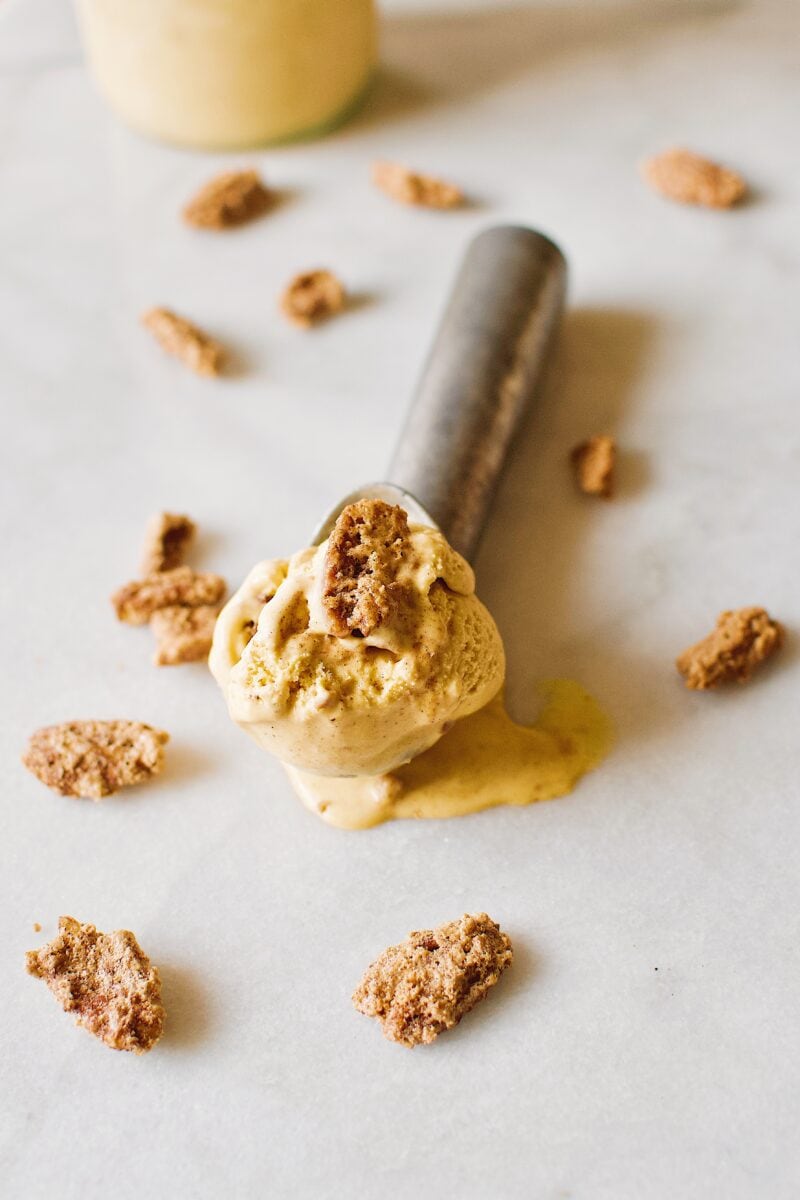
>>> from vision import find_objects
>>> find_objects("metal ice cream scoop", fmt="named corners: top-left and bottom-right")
top-left (313, 224), bottom-right (567, 559)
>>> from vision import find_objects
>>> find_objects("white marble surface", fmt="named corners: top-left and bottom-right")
top-left (2, 0), bottom-right (799, 1196)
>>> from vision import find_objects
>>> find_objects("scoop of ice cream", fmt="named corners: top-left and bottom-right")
top-left (209, 500), bottom-right (505, 777)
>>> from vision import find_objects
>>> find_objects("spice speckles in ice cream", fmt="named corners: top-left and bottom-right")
top-left (210, 501), bottom-right (505, 778)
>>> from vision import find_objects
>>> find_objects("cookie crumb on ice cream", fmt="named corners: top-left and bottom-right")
top-left (322, 499), bottom-right (411, 637)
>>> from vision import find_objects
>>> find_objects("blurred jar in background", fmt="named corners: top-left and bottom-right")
top-left (75, 0), bottom-right (377, 149)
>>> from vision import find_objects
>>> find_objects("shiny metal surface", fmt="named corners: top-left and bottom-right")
top-left (315, 226), bottom-right (566, 560)
top-left (389, 225), bottom-right (566, 559)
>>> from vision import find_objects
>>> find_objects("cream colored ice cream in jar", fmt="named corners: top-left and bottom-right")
top-left (75, 0), bottom-right (377, 149)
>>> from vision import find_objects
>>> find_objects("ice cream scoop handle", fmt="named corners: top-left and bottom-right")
top-left (387, 225), bottom-right (567, 560)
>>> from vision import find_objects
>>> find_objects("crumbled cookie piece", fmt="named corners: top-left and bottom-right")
top-left (372, 161), bottom-right (463, 209)
top-left (142, 307), bottom-right (224, 377)
top-left (676, 607), bottom-right (784, 690)
top-left (353, 913), bottom-right (513, 1048)
top-left (141, 511), bottom-right (196, 575)
top-left (112, 566), bottom-right (226, 625)
top-left (322, 500), bottom-right (410, 637)
top-left (33, 923), bottom-right (42, 933)
top-left (280, 270), bottom-right (346, 328)
top-left (182, 168), bottom-right (271, 229)
top-left (571, 434), bottom-right (616, 498)
top-left (22, 720), bottom-right (169, 799)
top-left (27, 916), bottom-right (165, 1053)
top-left (641, 148), bottom-right (746, 209)
top-left (151, 604), bottom-right (220, 666)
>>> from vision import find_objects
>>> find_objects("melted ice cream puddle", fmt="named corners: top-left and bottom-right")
top-left (285, 680), bottom-right (612, 829)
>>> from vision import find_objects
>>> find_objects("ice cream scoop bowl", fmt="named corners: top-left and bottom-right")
top-left (211, 226), bottom-right (567, 777)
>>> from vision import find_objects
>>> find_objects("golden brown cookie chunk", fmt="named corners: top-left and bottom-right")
top-left (322, 500), bottom-right (410, 637)
top-left (571, 434), bottom-right (616, 498)
top-left (353, 913), bottom-right (513, 1047)
top-left (182, 169), bottom-right (271, 229)
top-left (676, 607), bottom-right (784, 690)
top-left (280, 270), bottom-right (346, 328)
top-left (142, 307), bottom-right (224, 377)
top-left (27, 916), bottom-right (165, 1053)
top-left (641, 148), bottom-right (746, 209)
top-left (151, 604), bottom-right (220, 666)
top-left (22, 720), bottom-right (168, 799)
top-left (140, 511), bottom-right (196, 575)
top-left (372, 161), bottom-right (463, 209)
top-left (112, 566), bottom-right (226, 625)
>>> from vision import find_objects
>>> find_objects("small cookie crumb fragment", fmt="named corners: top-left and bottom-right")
top-left (114, 516), bottom-right (227, 668)
top-left (372, 161), bottom-right (463, 210)
top-left (280, 270), bottom-right (346, 328)
top-left (571, 434), bottom-right (616, 498)
top-left (353, 913), bottom-right (512, 1047)
top-left (112, 566), bottom-right (227, 625)
top-left (33, 923), bottom-right (42, 933)
top-left (22, 720), bottom-right (168, 799)
top-left (676, 607), bottom-right (784, 690)
top-left (322, 499), bottom-right (410, 637)
top-left (27, 916), bottom-right (165, 1053)
top-left (141, 511), bottom-right (196, 575)
top-left (183, 169), bottom-right (271, 229)
top-left (142, 307), bottom-right (224, 377)
top-left (641, 148), bottom-right (746, 209)
top-left (151, 604), bottom-right (220, 666)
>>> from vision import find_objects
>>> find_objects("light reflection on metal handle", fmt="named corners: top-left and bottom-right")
top-left (387, 225), bottom-right (567, 560)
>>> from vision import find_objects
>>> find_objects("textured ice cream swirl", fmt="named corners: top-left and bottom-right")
top-left (209, 501), bottom-right (505, 776)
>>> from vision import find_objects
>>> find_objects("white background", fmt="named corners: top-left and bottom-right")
top-left (1, 0), bottom-right (799, 1197)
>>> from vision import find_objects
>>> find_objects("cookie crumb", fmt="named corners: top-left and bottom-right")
top-left (27, 916), bottom-right (165, 1052)
top-left (571, 434), bottom-right (616, 498)
top-left (141, 512), bottom-right (196, 576)
top-left (280, 270), bottom-right (346, 328)
top-left (353, 913), bottom-right (512, 1047)
top-left (33, 923), bottom-right (42, 933)
top-left (676, 607), bottom-right (784, 689)
top-left (322, 500), bottom-right (410, 637)
top-left (372, 161), bottom-right (463, 209)
top-left (142, 307), bottom-right (224, 376)
top-left (112, 566), bottom-right (226, 625)
top-left (22, 720), bottom-right (168, 799)
top-left (641, 148), bottom-right (746, 209)
top-left (183, 169), bottom-right (271, 229)
top-left (151, 604), bottom-right (220, 666)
